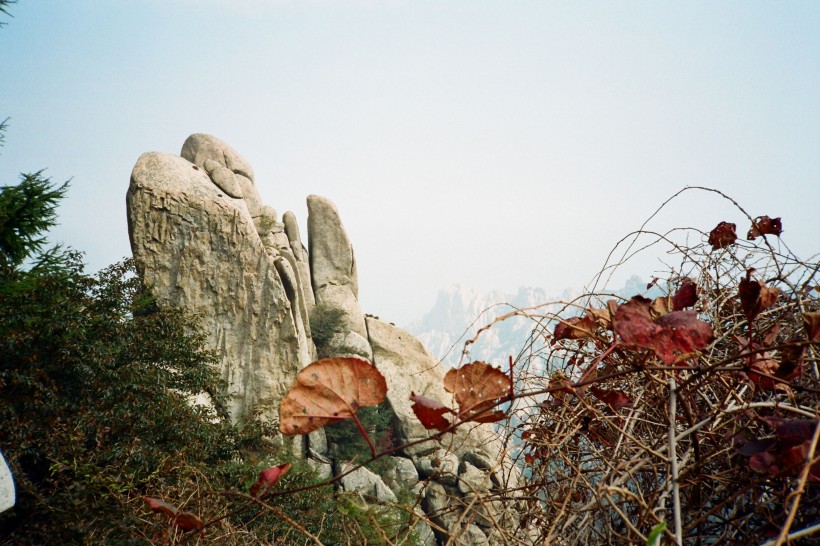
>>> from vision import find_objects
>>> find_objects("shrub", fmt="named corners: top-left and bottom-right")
top-left (309, 303), bottom-right (347, 351)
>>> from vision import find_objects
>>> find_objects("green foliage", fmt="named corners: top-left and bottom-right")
top-left (309, 303), bottom-right (347, 351)
top-left (0, 171), bottom-right (70, 279)
top-left (646, 522), bottom-right (667, 546)
top-left (0, 256), bottom-right (265, 543)
top-left (0, 1), bottom-right (14, 26)
top-left (227, 461), bottom-right (421, 545)
top-left (0, 171), bottom-right (415, 543)
top-left (325, 402), bottom-right (397, 472)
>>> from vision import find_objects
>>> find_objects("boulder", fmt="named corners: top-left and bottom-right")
top-left (414, 449), bottom-right (459, 486)
top-left (208, 164), bottom-right (244, 199)
top-left (339, 465), bottom-right (397, 503)
top-left (365, 317), bottom-right (452, 451)
top-left (461, 524), bottom-right (490, 545)
top-left (458, 461), bottom-right (491, 494)
top-left (382, 456), bottom-right (420, 493)
top-left (329, 330), bottom-right (373, 361)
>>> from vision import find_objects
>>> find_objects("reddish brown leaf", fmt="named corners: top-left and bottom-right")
top-left (524, 453), bottom-right (536, 465)
top-left (736, 335), bottom-right (795, 391)
top-left (553, 315), bottom-right (598, 342)
top-left (747, 215), bottom-right (783, 240)
top-left (738, 272), bottom-right (779, 324)
top-left (174, 512), bottom-right (205, 532)
top-left (750, 442), bottom-right (819, 481)
top-left (762, 417), bottom-right (819, 447)
top-left (409, 392), bottom-right (453, 432)
top-left (589, 386), bottom-right (633, 411)
top-left (745, 419), bottom-right (820, 480)
top-left (144, 497), bottom-right (179, 518)
top-left (279, 357), bottom-right (388, 435)
top-left (614, 296), bottom-right (714, 365)
top-left (746, 352), bottom-right (780, 391)
top-left (803, 311), bottom-right (820, 341)
top-left (672, 279), bottom-right (698, 311)
top-left (250, 463), bottom-right (292, 496)
top-left (443, 361), bottom-right (511, 423)
top-left (708, 221), bottom-right (737, 250)
top-left (776, 345), bottom-right (805, 381)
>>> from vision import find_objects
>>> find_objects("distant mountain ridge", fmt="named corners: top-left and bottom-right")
top-left (407, 276), bottom-right (655, 369)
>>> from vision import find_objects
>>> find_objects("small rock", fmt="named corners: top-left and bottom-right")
top-left (458, 461), bottom-right (491, 494)
top-left (461, 524), bottom-right (489, 545)
top-left (382, 456), bottom-right (419, 492)
top-left (415, 449), bottom-right (459, 486)
top-left (339, 465), bottom-right (397, 503)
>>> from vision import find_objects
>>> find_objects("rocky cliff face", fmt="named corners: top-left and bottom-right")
top-left (127, 134), bottom-right (521, 545)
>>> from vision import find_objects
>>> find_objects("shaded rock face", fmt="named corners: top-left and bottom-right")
top-left (127, 134), bottom-right (519, 545)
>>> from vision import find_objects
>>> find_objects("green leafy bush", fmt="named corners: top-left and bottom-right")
top-left (309, 303), bottom-right (347, 352)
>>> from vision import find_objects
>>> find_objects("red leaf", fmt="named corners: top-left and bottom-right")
top-left (708, 221), bottom-right (737, 250)
top-left (762, 417), bottom-right (819, 447)
top-left (743, 419), bottom-right (820, 481)
top-left (443, 361), bottom-right (511, 423)
top-left (524, 453), bottom-right (536, 465)
top-left (672, 279), bottom-right (698, 311)
top-left (174, 512), bottom-right (205, 532)
top-left (614, 297), bottom-right (714, 365)
top-left (747, 215), bottom-right (783, 240)
top-left (803, 311), bottom-right (820, 341)
top-left (738, 271), bottom-right (779, 324)
top-left (279, 358), bottom-right (388, 435)
top-left (589, 386), bottom-right (633, 411)
top-left (750, 442), bottom-right (816, 479)
top-left (144, 497), bottom-right (179, 518)
top-left (409, 392), bottom-right (453, 432)
top-left (250, 463), bottom-right (292, 497)
top-left (735, 335), bottom-right (795, 391)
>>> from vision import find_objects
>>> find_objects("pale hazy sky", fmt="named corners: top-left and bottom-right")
top-left (1, 1), bottom-right (818, 325)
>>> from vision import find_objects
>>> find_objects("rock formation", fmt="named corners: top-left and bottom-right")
top-left (127, 134), bottom-right (521, 545)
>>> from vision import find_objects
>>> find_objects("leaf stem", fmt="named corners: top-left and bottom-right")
top-left (351, 411), bottom-right (377, 458)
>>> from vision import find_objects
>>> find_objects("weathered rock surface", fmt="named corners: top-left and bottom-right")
top-left (127, 151), bottom-right (302, 422)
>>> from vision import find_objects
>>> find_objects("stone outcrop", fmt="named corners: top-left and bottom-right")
top-left (127, 149), bottom-right (304, 422)
top-left (126, 134), bottom-right (521, 545)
